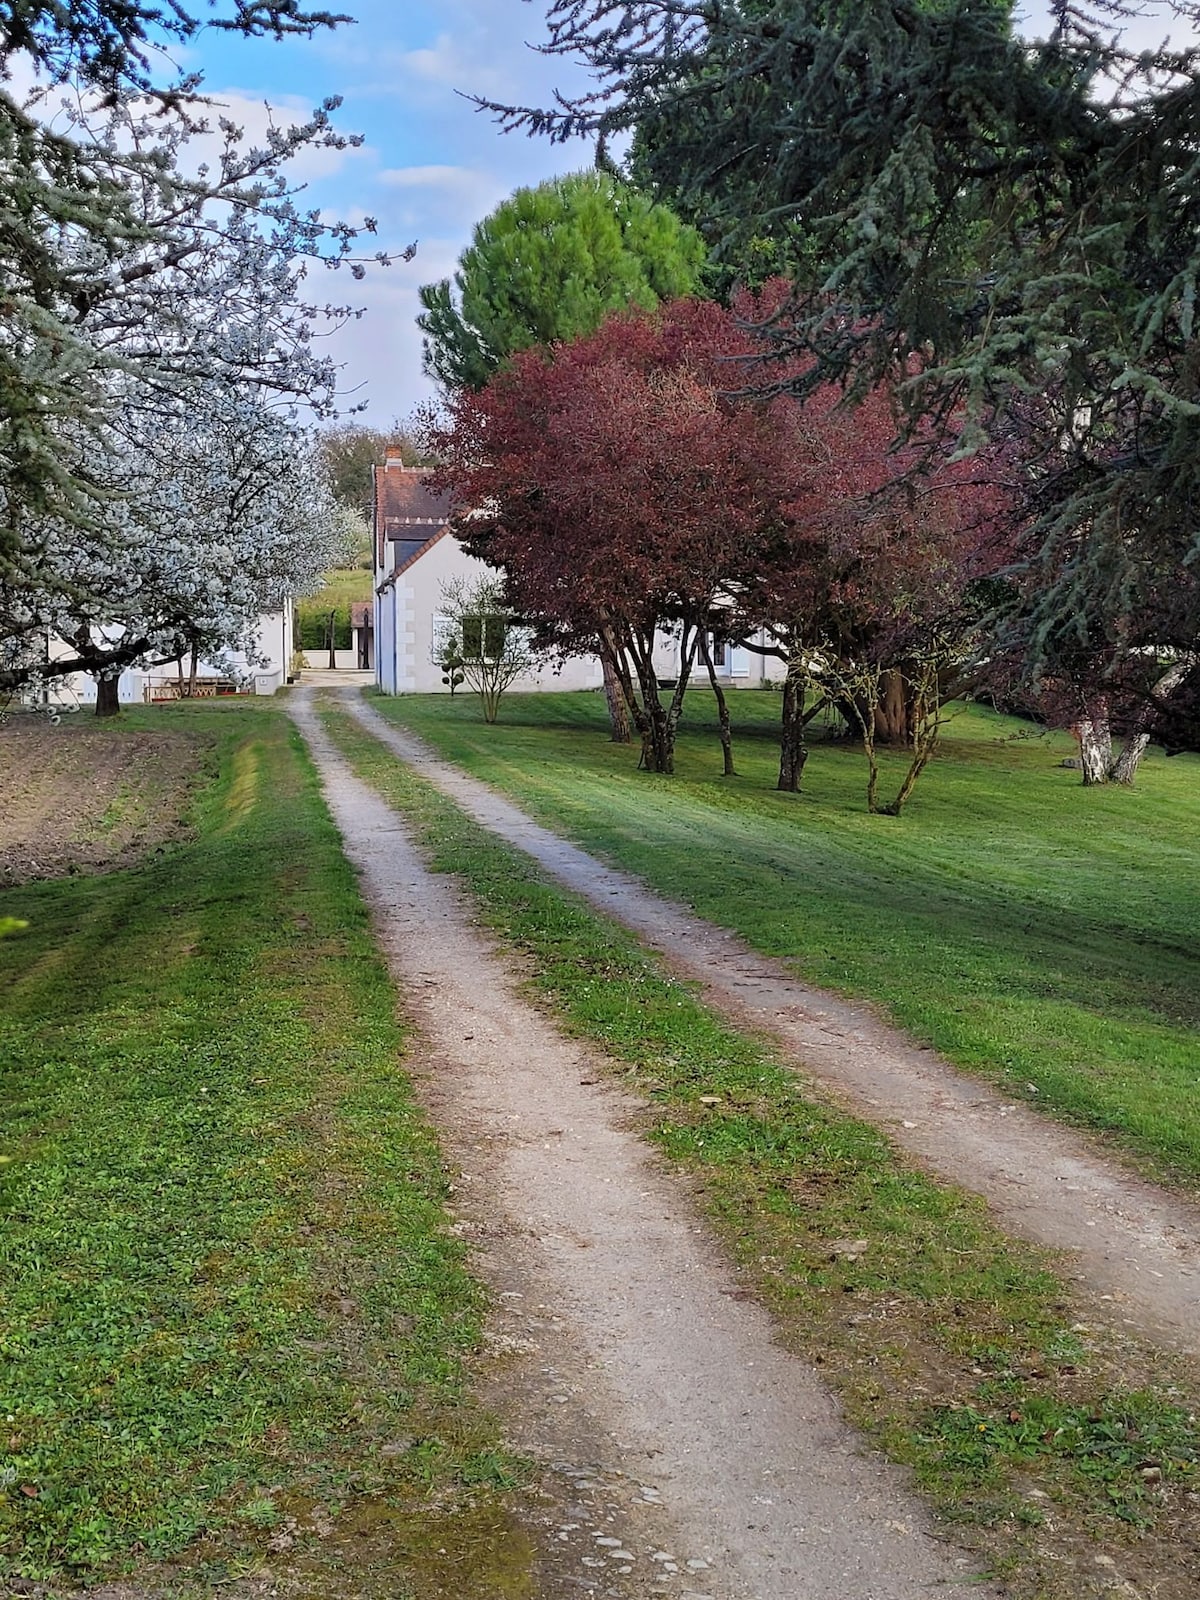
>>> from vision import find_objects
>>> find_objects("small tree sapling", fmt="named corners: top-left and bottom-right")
top-left (436, 575), bottom-right (531, 723)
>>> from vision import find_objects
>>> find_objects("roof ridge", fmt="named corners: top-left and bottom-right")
top-left (375, 526), bottom-right (450, 593)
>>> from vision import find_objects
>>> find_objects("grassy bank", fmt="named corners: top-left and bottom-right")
top-left (366, 689), bottom-right (1200, 1189)
top-left (296, 567), bottom-right (372, 654)
top-left (322, 700), bottom-right (1200, 1600)
top-left (0, 702), bottom-right (527, 1596)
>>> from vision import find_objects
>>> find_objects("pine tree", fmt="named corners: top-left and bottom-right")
top-left (417, 170), bottom-right (706, 389)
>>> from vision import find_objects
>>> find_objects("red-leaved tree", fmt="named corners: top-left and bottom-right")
top-left (430, 297), bottom-right (801, 774)
top-left (432, 288), bottom-right (1012, 807)
top-left (726, 375), bottom-right (1014, 808)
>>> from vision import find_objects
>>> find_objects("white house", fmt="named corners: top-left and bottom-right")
top-left (373, 460), bottom-right (603, 694)
top-left (42, 607), bottom-right (296, 707)
top-left (371, 460), bottom-right (771, 696)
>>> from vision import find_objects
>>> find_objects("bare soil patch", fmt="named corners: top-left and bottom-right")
top-left (0, 714), bottom-right (203, 885)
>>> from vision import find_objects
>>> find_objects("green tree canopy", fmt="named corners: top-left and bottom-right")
top-left (321, 419), bottom-right (427, 523)
top-left (493, 2), bottom-right (1200, 710)
top-left (416, 170), bottom-right (706, 390)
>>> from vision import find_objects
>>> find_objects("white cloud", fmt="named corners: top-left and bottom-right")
top-left (401, 32), bottom-right (506, 95)
top-left (380, 163), bottom-right (480, 189)
top-left (321, 269), bottom-right (442, 421)
top-left (374, 163), bottom-right (512, 231)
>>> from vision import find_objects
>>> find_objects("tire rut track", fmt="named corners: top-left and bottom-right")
top-left (337, 690), bottom-right (1200, 1359)
top-left (291, 690), bottom-right (1001, 1600)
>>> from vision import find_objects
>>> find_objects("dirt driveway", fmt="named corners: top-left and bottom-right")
top-left (283, 682), bottom-right (1200, 1600)
top-left (293, 691), bottom-right (1014, 1600)
top-left (338, 690), bottom-right (1200, 1361)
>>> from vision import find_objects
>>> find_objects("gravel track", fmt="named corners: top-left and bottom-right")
top-left (339, 690), bottom-right (1200, 1359)
top-left (291, 690), bottom-right (1003, 1600)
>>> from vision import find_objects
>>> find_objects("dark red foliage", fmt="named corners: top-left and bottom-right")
top-left (430, 289), bottom-right (1014, 777)
top-left (430, 296), bottom-right (796, 649)
top-left (721, 286), bottom-right (1014, 669)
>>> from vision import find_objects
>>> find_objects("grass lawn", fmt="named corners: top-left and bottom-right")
top-left (366, 689), bottom-right (1200, 1189)
top-left (0, 702), bottom-right (527, 1596)
top-left (321, 700), bottom-right (1200, 1600)
top-left (296, 567), bottom-right (373, 655)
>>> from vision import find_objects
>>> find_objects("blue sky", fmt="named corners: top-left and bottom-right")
top-left (178, 1), bottom-right (601, 422)
top-left (178, 0), bottom-right (1192, 423)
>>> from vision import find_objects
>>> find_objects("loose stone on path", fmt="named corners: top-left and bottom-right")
top-left (291, 690), bottom-right (1002, 1600)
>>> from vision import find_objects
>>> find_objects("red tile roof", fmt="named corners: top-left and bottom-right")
top-left (373, 461), bottom-right (452, 568)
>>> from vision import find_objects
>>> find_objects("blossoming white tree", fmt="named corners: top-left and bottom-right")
top-left (0, 89), bottom-right (403, 711)
top-left (0, 6), bottom-right (413, 703)
top-left (0, 0), bottom-right (373, 572)
top-left (4, 379), bottom-right (352, 714)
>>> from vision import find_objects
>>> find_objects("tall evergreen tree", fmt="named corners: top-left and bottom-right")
top-left (417, 170), bottom-right (706, 390)
top-left (494, 3), bottom-right (1200, 722)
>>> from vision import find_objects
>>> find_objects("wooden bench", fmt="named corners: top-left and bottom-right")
top-left (148, 678), bottom-right (240, 702)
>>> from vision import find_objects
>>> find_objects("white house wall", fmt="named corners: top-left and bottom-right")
top-left (378, 537), bottom-right (603, 695)
top-left (374, 532), bottom-right (775, 697)
top-left (662, 631), bottom-right (771, 686)
top-left (375, 575), bottom-right (399, 695)
top-left (49, 608), bottom-right (294, 704)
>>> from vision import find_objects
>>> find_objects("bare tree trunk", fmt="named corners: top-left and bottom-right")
top-left (95, 673), bottom-right (120, 719)
top-left (698, 632), bottom-right (734, 776)
top-left (188, 642), bottom-right (199, 697)
top-left (843, 660), bottom-right (957, 747)
top-left (1109, 733), bottom-right (1150, 786)
top-left (777, 656), bottom-right (808, 791)
top-left (600, 646), bottom-right (631, 743)
top-left (874, 666), bottom-right (913, 746)
top-left (628, 625), bottom-right (696, 774)
top-left (662, 623), bottom-right (698, 771)
top-left (838, 663), bottom-right (883, 812)
top-left (863, 700), bottom-right (881, 813)
top-left (598, 619), bottom-right (650, 759)
top-left (644, 713), bottom-right (671, 772)
top-left (628, 640), bottom-right (671, 772)
top-left (878, 671), bottom-right (944, 816)
top-left (1074, 704), bottom-right (1113, 786)
top-left (646, 689), bottom-right (675, 774)
top-left (825, 657), bottom-right (889, 812)
top-left (327, 609), bottom-right (338, 671)
top-left (1109, 659), bottom-right (1192, 785)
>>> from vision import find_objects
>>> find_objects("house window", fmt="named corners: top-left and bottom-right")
top-left (709, 636), bottom-right (728, 669)
top-left (462, 613), bottom-right (506, 660)
top-left (432, 612), bottom-right (454, 656)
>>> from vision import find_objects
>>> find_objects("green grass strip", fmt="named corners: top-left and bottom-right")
top-left (322, 700), bottom-right (1200, 1599)
top-left (0, 702), bottom-right (526, 1594)
top-left (366, 689), bottom-right (1200, 1190)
